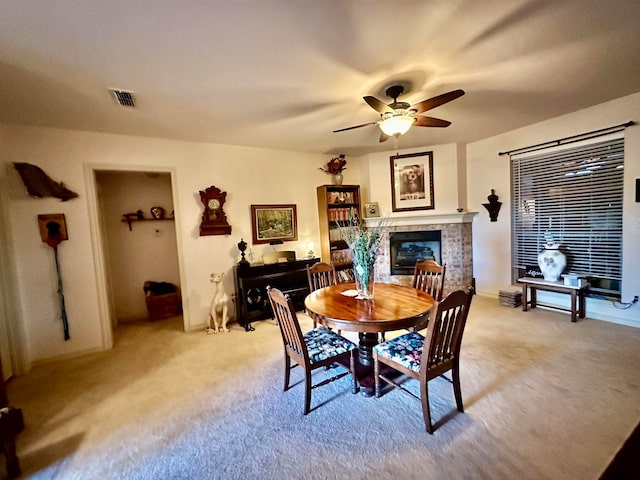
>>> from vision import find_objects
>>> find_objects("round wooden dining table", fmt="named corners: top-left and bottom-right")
top-left (304, 282), bottom-right (435, 395)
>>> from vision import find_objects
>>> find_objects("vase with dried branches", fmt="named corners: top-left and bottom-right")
top-left (337, 208), bottom-right (387, 299)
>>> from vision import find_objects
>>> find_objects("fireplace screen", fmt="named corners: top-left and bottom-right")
top-left (389, 231), bottom-right (442, 275)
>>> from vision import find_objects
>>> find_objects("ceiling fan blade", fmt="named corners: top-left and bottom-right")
top-left (411, 89), bottom-right (465, 115)
top-left (333, 121), bottom-right (378, 133)
top-left (364, 96), bottom-right (394, 114)
top-left (379, 132), bottom-right (390, 143)
top-left (414, 116), bottom-right (452, 128)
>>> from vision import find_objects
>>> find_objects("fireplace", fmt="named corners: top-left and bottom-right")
top-left (371, 212), bottom-right (476, 295)
top-left (389, 231), bottom-right (442, 275)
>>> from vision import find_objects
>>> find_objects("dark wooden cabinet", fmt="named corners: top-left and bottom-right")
top-left (234, 258), bottom-right (319, 331)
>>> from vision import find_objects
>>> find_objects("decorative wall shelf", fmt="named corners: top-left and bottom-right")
top-left (121, 217), bottom-right (174, 231)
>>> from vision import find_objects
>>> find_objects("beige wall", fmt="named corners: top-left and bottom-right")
top-left (0, 125), bottom-right (361, 367)
top-left (361, 143), bottom-right (465, 214)
top-left (467, 92), bottom-right (640, 327)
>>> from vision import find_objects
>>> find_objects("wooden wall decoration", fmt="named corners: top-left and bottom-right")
top-left (14, 162), bottom-right (78, 201)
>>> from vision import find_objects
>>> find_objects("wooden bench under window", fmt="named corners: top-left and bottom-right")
top-left (518, 277), bottom-right (589, 323)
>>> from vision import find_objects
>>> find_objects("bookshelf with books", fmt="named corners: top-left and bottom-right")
top-left (316, 184), bottom-right (360, 282)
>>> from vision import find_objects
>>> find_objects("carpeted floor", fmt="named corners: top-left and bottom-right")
top-left (5, 295), bottom-right (640, 479)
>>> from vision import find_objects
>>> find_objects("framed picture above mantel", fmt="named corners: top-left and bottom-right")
top-left (390, 151), bottom-right (434, 212)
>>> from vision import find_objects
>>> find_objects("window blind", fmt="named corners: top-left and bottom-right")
top-left (511, 138), bottom-right (624, 296)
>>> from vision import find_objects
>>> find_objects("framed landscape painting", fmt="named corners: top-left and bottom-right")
top-left (390, 151), bottom-right (434, 212)
top-left (250, 204), bottom-right (298, 244)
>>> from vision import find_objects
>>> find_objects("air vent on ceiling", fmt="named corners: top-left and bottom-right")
top-left (109, 89), bottom-right (136, 107)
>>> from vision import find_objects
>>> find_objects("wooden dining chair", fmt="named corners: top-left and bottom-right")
top-left (373, 288), bottom-right (474, 434)
top-left (409, 260), bottom-right (446, 332)
top-left (306, 262), bottom-right (338, 328)
top-left (412, 260), bottom-right (446, 301)
top-left (267, 286), bottom-right (358, 415)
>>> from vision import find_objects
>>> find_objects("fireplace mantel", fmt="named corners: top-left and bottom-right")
top-left (365, 211), bottom-right (478, 227)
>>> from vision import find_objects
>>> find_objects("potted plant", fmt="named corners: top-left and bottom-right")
top-left (320, 154), bottom-right (347, 185)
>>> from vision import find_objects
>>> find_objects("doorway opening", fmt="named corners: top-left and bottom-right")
top-left (86, 165), bottom-right (187, 349)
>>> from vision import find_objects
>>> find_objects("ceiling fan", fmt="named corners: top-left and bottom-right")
top-left (334, 86), bottom-right (465, 142)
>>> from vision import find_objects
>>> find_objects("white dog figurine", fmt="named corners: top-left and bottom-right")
top-left (207, 272), bottom-right (229, 334)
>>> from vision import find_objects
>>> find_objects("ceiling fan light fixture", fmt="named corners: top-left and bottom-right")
top-left (379, 114), bottom-right (415, 136)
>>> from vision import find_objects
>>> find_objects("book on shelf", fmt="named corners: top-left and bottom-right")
top-left (336, 268), bottom-right (355, 283)
top-left (328, 207), bottom-right (354, 222)
top-left (329, 227), bottom-right (343, 241)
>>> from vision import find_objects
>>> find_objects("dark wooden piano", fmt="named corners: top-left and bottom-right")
top-left (234, 257), bottom-right (319, 331)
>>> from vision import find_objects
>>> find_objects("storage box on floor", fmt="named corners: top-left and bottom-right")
top-left (144, 281), bottom-right (182, 320)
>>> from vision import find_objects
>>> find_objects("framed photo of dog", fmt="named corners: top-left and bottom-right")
top-left (390, 151), bottom-right (434, 212)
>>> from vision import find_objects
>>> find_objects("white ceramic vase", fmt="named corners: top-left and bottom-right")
top-left (537, 246), bottom-right (566, 282)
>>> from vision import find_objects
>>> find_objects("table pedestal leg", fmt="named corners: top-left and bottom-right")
top-left (358, 332), bottom-right (379, 397)
top-left (358, 332), bottom-right (378, 366)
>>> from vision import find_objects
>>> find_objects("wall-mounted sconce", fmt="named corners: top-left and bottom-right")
top-left (482, 189), bottom-right (502, 222)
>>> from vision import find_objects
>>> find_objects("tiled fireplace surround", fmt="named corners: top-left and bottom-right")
top-left (368, 213), bottom-right (476, 295)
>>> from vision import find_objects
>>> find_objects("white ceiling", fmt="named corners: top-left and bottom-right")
top-left (1, 0), bottom-right (639, 157)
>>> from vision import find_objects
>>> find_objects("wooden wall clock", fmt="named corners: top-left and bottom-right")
top-left (199, 185), bottom-right (232, 236)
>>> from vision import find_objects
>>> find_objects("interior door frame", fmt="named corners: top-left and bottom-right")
top-left (84, 163), bottom-right (188, 348)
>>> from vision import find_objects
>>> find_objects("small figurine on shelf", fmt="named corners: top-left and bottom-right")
top-left (150, 206), bottom-right (165, 219)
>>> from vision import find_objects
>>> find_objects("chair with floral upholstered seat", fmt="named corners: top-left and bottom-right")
top-left (267, 286), bottom-right (358, 415)
top-left (373, 288), bottom-right (473, 433)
